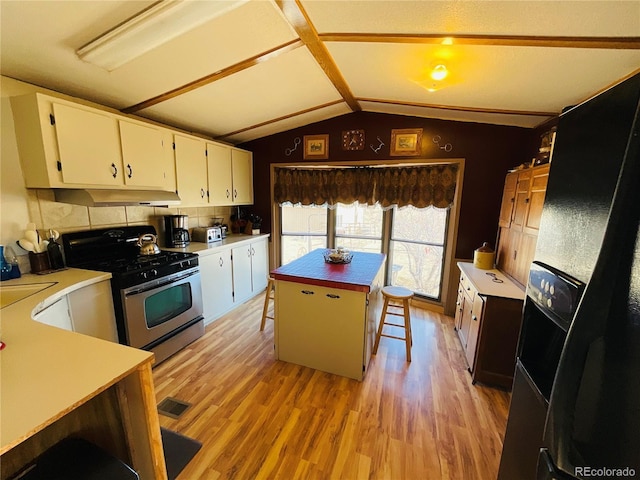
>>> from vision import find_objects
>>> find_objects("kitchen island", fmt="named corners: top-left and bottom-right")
top-left (0, 270), bottom-right (167, 480)
top-left (272, 249), bottom-right (386, 381)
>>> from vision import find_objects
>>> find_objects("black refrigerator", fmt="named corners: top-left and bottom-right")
top-left (498, 71), bottom-right (640, 480)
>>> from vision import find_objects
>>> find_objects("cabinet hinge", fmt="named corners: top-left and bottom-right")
top-left (56, 161), bottom-right (62, 171)
top-left (49, 114), bottom-right (55, 125)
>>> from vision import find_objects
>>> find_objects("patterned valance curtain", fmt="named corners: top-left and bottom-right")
top-left (273, 164), bottom-right (458, 208)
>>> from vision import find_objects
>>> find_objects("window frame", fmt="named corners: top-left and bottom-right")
top-left (270, 159), bottom-right (465, 309)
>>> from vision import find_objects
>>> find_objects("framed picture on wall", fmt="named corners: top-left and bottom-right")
top-left (390, 128), bottom-right (423, 156)
top-left (303, 134), bottom-right (329, 160)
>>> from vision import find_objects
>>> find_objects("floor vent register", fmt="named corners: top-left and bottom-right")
top-left (157, 397), bottom-right (192, 419)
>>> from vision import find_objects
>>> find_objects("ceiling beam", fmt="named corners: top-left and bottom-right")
top-left (320, 33), bottom-right (640, 50)
top-left (122, 39), bottom-right (303, 114)
top-left (275, 0), bottom-right (361, 112)
top-left (216, 99), bottom-right (345, 140)
top-left (358, 97), bottom-right (557, 118)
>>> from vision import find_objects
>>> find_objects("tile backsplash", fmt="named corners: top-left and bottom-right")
top-left (14, 189), bottom-right (233, 273)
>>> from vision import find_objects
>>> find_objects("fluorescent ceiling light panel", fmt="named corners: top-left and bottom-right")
top-left (77, 0), bottom-right (248, 71)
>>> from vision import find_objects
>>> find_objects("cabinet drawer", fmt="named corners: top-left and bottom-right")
top-left (459, 273), bottom-right (476, 302)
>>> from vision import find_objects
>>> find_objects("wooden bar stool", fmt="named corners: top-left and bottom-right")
top-left (260, 277), bottom-right (275, 331)
top-left (373, 286), bottom-right (414, 362)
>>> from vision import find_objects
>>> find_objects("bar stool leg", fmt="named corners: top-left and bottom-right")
top-left (372, 295), bottom-right (390, 354)
top-left (403, 298), bottom-right (412, 362)
top-left (260, 278), bottom-right (274, 331)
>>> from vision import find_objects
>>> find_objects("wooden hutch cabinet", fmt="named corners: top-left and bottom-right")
top-left (496, 164), bottom-right (550, 286)
top-left (454, 262), bottom-right (525, 389)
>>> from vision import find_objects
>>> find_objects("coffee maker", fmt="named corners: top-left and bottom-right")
top-left (163, 215), bottom-right (190, 247)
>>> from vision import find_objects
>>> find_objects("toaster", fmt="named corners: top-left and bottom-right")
top-left (191, 226), bottom-right (222, 243)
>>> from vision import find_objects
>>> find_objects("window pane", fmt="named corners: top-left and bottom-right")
top-left (336, 202), bottom-right (382, 238)
top-left (281, 204), bottom-right (327, 234)
top-left (392, 205), bottom-right (447, 244)
top-left (391, 241), bottom-right (444, 299)
top-left (281, 235), bottom-right (327, 264)
top-left (335, 238), bottom-right (382, 254)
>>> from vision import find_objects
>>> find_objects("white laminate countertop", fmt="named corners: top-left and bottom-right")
top-left (457, 262), bottom-right (525, 300)
top-left (0, 269), bottom-right (153, 454)
top-left (164, 233), bottom-right (270, 257)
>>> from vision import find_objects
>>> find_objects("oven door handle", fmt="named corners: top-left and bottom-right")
top-left (124, 269), bottom-right (199, 297)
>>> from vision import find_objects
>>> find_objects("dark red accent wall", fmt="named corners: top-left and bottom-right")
top-left (238, 111), bottom-right (540, 259)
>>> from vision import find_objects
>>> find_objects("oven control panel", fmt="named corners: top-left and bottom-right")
top-left (527, 262), bottom-right (585, 326)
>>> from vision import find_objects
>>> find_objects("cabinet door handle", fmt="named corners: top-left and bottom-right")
top-left (126, 163), bottom-right (133, 178)
top-left (466, 286), bottom-right (471, 291)
top-left (513, 250), bottom-right (518, 260)
top-left (301, 290), bottom-right (315, 295)
top-left (219, 257), bottom-right (223, 267)
top-left (226, 189), bottom-right (230, 198)
top-left (456, 301), bottom-right (460, 306)
top-left (326, 294), bottom-right (340, 299)
top-left (525, 198), bottom-right (530, 203)
top-left (234, 188), bottom-right (238, 199)
top-left (111, 163), bottom-right (118, 178)
top-left (251, 247), bottom-right (255, 256)
top-left (472, 315), bottom-right (478, 321)
top-left (200, 188), bottom-right (206, 198)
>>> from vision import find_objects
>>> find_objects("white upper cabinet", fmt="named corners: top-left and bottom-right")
top-left (207, 142), bottom-right (233, 204)
top-left (10, 92), bottom-right (175, 191)
top-left (231, 148), bottom-right (253, 205)
top-left (52, 103), bottom-right (122, 186)
top-left (10, 92), bottom-right (250, 204)
top-left (118, 120), bottom-right (165, 188)
top-left (175, 134), bottom-right (208, 205)
top-left (206, 143), bottom-right (253, 206)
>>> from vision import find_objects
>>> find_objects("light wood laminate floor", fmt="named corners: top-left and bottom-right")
top-left (152, 294), bottom-right (510, 479)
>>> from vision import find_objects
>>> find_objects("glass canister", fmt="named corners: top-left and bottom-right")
top-left (473, 242), bottom-right (495, 270)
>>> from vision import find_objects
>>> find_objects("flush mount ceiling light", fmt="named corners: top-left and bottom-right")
top-left (76, 0), bottom-right (248, 71)
top-left (430, 64), bottom-right (449, 81)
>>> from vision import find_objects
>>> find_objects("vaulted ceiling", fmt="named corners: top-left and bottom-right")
top-left (1, 0), bottom-right (639, 144)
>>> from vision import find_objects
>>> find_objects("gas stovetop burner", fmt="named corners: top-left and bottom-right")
top-left (61, 226), bottom-right (199, 288)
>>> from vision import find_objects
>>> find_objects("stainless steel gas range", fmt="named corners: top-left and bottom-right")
top-left (62, 225), bottom-right (204, 364)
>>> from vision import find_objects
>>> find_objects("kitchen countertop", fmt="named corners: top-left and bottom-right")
top-left (271, 248), bottom-right (386, 293)
top-left (163, 233), bottom-right (269, 256)
top-left (457, 261), bottom-right (525, 300)
top-left (0, 269), bottom-right (154, 454)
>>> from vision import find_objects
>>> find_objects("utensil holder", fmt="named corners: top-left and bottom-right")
top-left (29, 251), bottom-right (51, 274)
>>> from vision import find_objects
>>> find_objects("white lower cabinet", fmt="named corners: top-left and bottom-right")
top-left (232, 237), bottom-right (268, 305)
top-left (199, 249), bottom-right (235, 323)
top-left (32, 296), bottom-right (73, 331)
top-left (31, 280), bottom-right (117, 342)
top-left (198, 236), bottom-right (269, 324)
top-left (67, 279), bottom-right (118, 342)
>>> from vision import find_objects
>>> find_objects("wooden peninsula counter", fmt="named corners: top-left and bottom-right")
top-left (272, 249), bottom-right (386, 381)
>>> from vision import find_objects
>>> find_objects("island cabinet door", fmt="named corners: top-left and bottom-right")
top-left (275, 280), bottom-right (368, 381)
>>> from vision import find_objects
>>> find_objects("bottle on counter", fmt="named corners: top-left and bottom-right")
top-left (4, 245), bottom-right (21, 279)
top-left (47, 230), bottom-right (65, 270)
top-left (0, 245), bottom-right (12, 281)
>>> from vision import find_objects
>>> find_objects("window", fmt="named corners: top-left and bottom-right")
top-left (335, 202), bottom-right (382, 253)
top-left (389, 205), bottom-right (448, 299)
top-left (280, 203), bottom-right (327, 265)
top-left (280, 202), bottom-right (449, 301)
